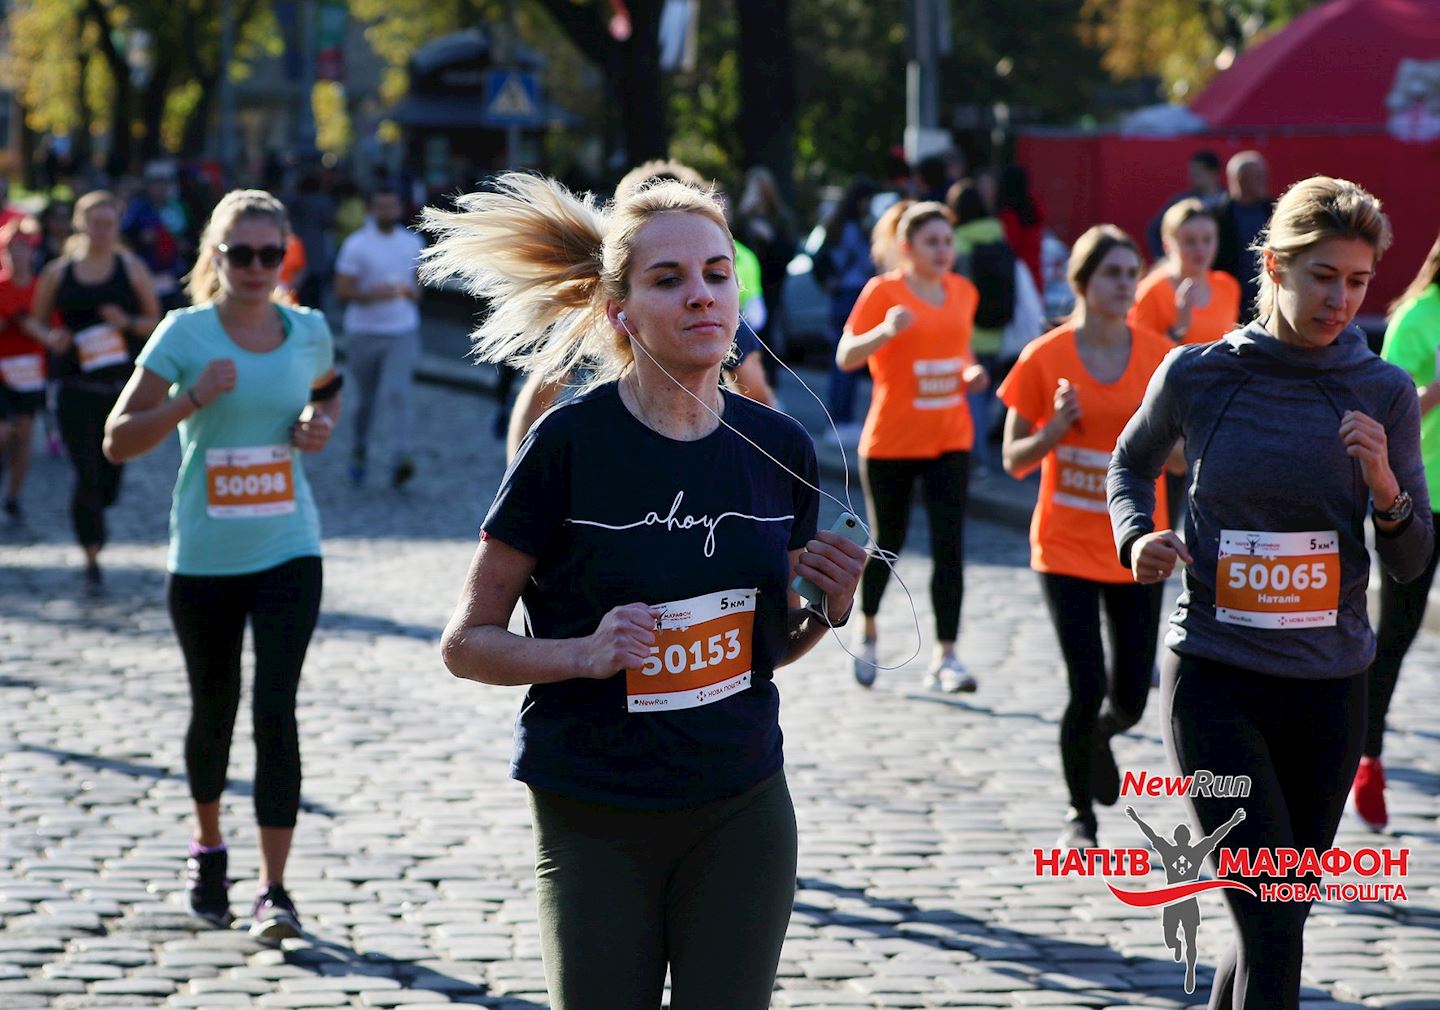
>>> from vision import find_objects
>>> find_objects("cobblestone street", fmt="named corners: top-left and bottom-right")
top-left (2, 378), bottom-right (1439, 1009)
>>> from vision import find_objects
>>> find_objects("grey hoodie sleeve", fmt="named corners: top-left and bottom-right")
top-left (1108, 348), bottom-right (1186, 569)
top-left (1375, 376), bottom-right (1434, 583)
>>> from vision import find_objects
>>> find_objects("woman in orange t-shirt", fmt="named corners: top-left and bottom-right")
top-left (1130, 199), bottom-right (1240, 528)
top-left (837, 200), bottom-right (987, 692)
top-left (1130, 198), bottom-right (1241, 347)
top-left (998, 225), bottom-right (1172, 851)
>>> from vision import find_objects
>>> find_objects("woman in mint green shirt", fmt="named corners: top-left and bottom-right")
top-left (1359, 229), bottom-right (1440, 831)
top-left (104, 190), bottom-right (341, 939)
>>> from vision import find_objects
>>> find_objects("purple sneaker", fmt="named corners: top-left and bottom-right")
top-left (250, 883), bottom-right (302, 941)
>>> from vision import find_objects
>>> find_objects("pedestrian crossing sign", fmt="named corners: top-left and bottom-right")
top-left (484, 71), bottom-right (542, 126)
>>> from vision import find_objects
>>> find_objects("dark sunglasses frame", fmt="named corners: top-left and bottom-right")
top-left (218, 242), bottom-right (286, 268)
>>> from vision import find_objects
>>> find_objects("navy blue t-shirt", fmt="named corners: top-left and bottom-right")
top-left (482, 381), bottom-right (820, 809)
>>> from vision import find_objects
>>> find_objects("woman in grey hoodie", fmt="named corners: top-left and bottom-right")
top-left (1107, 177), bottom-right (1432, 1010)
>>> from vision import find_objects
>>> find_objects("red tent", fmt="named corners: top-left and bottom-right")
top-left (1191, 0), bottom-right (1440, 131)
top-left (1017, 0), bottom-right (1440, 318)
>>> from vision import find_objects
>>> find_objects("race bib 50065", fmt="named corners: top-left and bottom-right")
top-left (1215, 529), bottom-right (1339, 630)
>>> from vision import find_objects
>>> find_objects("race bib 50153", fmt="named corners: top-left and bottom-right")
top-left (626, 588), bottom-right (756, 713)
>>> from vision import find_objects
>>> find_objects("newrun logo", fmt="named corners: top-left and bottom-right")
top-left (1121, 770), bottom-right (1252, 798)
top-left (1033, 769), bottom-right (1411, 996)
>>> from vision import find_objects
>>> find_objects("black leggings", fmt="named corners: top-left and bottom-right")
top-left (860, 452), bottom-right (969, 640)
top-left (57, 382), bottom-right (124, 548)
top-left (1162, 651), bottom-right (1365, 1010)
top-left (1368, 512), bottom-right (1440, 756)
top-left (529, 772), bottom-right (797, 1010)
top-left (1039, 573), bottom-right (1163, 813)
top-left (167, 556), bottom-right (323, 828)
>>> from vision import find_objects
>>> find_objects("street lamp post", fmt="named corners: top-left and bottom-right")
top-left (904, 0), bottom-right (952, 166)
top-left (218, 0), bottom-right (236, 181)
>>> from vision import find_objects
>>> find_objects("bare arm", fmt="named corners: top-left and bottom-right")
top-left (30, 261), bottom-right (70, 353)
top-left (835, 320), bottom-right (896, 372)
top-left (1002, 378), bottom-right (1081, 478)
top-left (730, 352), bottom-right (776, 407)
top-left (1165, 439), bottom-right (1187, 476)
top-left (440, 535), bottom-right (660, 686)
top-left (778, 534), bottom-right (866, 667)
top-left (507, 372), bottom-right (566, 463)
top-left (333, 272), bottom-right (400, 306)
top-left (290, 369), bottom-right (343, 454)
top-left (1003, 409), bottom-right (1063, 479)
top-left (104, 367), bottom-right (201, 463)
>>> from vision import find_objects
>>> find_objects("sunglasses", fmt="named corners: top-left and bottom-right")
top-left (218, 243), bottom-right (285, 269)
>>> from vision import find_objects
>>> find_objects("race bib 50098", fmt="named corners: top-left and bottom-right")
top-left (205, 445), bottom-right (297, 519)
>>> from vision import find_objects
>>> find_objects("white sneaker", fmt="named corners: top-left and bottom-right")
top-left (924, 655), bottom-right (976, 693)
top-left (853, 638), bottom-right (878, 687)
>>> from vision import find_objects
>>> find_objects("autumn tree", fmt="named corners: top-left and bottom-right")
top-left (3, 0), bottom-right (277, 176)
top-left (1082, 0), bottom-right (1326, 100)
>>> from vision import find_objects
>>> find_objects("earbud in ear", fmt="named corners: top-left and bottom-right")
top-left (618, 310), bottom-right (629, 324)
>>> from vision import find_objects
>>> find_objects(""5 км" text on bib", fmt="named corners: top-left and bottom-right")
top-left (626, 588), bottom-right (756, 713)
top-left (1215, 529), bottom-right (1339, 629)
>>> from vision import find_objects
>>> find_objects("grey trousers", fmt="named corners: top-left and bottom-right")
top-left (346, 329), bottom-right (419, 461)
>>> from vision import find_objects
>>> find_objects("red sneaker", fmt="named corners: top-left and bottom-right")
top-left (1350, 755), bottom-right (1387, 831)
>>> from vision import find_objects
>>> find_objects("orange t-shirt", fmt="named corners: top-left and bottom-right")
top-left (997, 324), bottom-right (1171, 583)
top-left (277, 235), bottom-right (307, 305)
top-left (845, 271), bottom-right (979, 459)
top-left (1129, 268), bottom-right (1241, 346)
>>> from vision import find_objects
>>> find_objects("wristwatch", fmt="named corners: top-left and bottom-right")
top-left (1373, 489), bottom-right (1413, 523)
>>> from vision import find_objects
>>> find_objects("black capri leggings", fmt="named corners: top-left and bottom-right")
top-left (1368, 512), bottom-right (1440, 756)
top-left (529, 772), bottom-right (797, 1010)
top-left (167, 555), bottom-right (323, 828)
top-left (57, 382), bottom-right (124, 548)
top-left (1162, 651), bottom-right (1365, 1010)
top-left (1039, 573), bottom-right (1164, 814)
top-left (860, 451), bottom-right (969, 640)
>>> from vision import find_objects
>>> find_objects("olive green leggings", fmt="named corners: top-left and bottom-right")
top-left (528, 771), bottom-right (797, 1010)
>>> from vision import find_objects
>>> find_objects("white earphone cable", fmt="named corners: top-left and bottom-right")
top-left (618, 315), bottom-right (924, 673)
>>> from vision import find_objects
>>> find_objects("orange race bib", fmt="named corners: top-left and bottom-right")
top-left (1215, 530), bottom-right (1339, 630)
top-left (0, 353), bottom-right (44, 392)
top-left (912, 357), bottom-right (964, 411)
top-left (626, 588), bottom-right (756, 713)
top-left (1053, 445), bottom-right (1111, 513)
top-left (73, 324), bottom-right (129, 373)
top-left (205, 445), bottom-right (296, 519)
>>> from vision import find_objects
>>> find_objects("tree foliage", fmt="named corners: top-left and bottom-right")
top-left (1082, 0), bottom-right (1327, 99)
top-left (2, 0), bottom-right (278, 172)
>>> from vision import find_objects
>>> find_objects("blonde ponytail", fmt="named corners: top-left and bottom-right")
top-left (420, 172), bottom-right (731, 391)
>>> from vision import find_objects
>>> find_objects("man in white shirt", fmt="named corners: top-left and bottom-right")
top-left (334, 187), bottom-right (426, 487)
